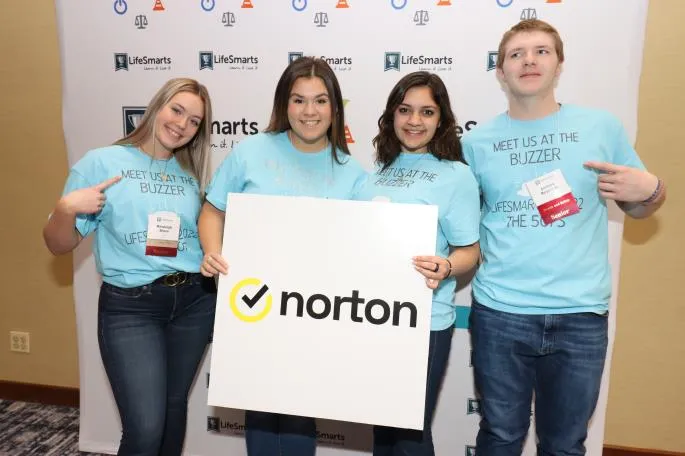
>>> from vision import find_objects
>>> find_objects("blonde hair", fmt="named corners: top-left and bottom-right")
top-left (496, 19), bottom-right (564, 69)
top-left (114, 78), bottom-right (213, 194)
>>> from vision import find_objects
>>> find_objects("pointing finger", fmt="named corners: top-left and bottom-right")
top-left (95, 175), bottom-right (123, 191)
top-left (584, 161), bottom-right (623, 174)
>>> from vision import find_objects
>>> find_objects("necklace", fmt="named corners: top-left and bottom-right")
top-left (141, 146), bottom-right (171, 182)
top-left (151, 157), bottom-right (171, 182)
top-left (144, 129), bottom-right (172, 182)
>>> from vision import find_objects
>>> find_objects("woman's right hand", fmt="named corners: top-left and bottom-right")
top-left (58, 176), bottom-right (122, 215)
top-left (200, 252), bottom-right (229, 277)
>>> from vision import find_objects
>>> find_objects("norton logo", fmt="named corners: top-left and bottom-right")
top-left (229, 278), bottom-right (418, 327)
top-left (230, 278), bottom-right (272, 322)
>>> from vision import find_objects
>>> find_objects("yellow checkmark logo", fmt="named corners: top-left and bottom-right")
top-left (230, 277), bottom-right (272, 323)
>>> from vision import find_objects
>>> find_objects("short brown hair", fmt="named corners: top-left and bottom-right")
top-left (496, 19), bottom-right (564, 69)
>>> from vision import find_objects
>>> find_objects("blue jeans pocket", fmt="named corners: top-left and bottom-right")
top-left (101, 282), bottom-right (151, 299)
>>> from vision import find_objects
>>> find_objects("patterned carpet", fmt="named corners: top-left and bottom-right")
top-left (0, 400), bottom-right (107, 456)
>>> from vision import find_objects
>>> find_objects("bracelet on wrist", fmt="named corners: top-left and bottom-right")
top-left (641, 178), bottom-right (663, 205)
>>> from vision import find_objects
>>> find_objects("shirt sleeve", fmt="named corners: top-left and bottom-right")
top-left (61, 156), bottom-right (102, 238)
top-left (460, 136), bottom-right (482, 187)
top-left (347, 157), bottom-right (370, 200)
top-left (608, 115), bottom-right (646, 170)
top-left (441, 165), bottom-right (481, 247)
top-left (205, 147), bottom-right (247, 212)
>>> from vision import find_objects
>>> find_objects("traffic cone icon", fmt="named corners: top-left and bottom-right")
top-left (241, 0), bottom-right (254, 8)
top-left (344, 125), bottom-right (355, 144)
top-left (153, 0), bottom-right (165, 11)
top-left (437, 0), bottom-right (451, 5)
top-left (336, 0), bottom-right (350, 8)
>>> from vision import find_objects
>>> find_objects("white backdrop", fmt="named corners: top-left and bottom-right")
top-left (55, 0), bottom-right (649, 454)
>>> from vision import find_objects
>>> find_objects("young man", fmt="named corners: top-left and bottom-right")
top-left (461, 19), bottom-right (666, 455)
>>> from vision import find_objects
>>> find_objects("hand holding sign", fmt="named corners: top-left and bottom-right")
top-left (59, 176), bottom-right (122, 215)
top-left (413, 255), bottom-right (449, 290)
top-left (584, 161), bottom-right (658, 203)
top-left (200, 252), bottom-right (229, 277)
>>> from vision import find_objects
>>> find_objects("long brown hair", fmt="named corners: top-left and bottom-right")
top-left (374, 71), bottom-right (462, 170)
top-left (265, 57), bottom-right (349, 164)
top-left (114, 78), bottom-right (213, 193)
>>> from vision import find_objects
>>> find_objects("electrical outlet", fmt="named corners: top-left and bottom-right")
top-left (9, 331), bottom-right (30, 353)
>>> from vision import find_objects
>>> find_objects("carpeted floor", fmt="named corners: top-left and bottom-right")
top-left (0, 399), bottom-right (107, 456)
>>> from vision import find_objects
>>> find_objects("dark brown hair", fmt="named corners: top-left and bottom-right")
top-left (265, 56), bottom-right (349, 163)
top-left (374, 71), bottom-right (462, 169)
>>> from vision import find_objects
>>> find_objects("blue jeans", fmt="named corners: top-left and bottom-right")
top-left (469, 300), bottom-right (608, 456)
top-left (245, 411), bottom-right (316, 456)
top-left (98, 273), bottom-right (216, 456)
top-left (373, 327), bottom-right (453, 456)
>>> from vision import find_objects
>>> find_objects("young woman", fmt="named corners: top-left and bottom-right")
top-left (43, 78), bottom-right (216, 456)
top-left (198, 57), bottom-right (366, 456)
top-left (355, 71), bottom-right (481, 456)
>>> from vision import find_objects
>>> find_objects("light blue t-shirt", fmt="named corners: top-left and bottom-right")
top-left (462, 104), bottom-right (645, 315)
top-left (63, 145), bottom-right (204, 288)
top-left (354, 153), bottom-right (480, 330)
top-left (206, 132), bottom-right (366, 210)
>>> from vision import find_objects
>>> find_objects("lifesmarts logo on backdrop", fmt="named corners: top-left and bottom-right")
top-left (229, 278), bottom-right (419, 327)
top-left (288, 51), bottom-right (353, 71)
top-left (114, 52), bottom-right (172, 71)
top-left (487, 51), bottom-right (498, 71)
top-left (384, 51), bottom-right (453, 72)
top-left (467, 398), bottom-right (481, 415)
top-left (122, 106), bottom-right (146, 135)
top-left (198, 50), bottom-right (259, 71)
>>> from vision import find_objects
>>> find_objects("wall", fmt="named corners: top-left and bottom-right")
top-left (0, 1), bottom-right (78, 388)
top-left (604, 0), bottom-right (685, 451)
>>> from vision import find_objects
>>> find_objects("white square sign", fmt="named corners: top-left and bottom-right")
top-left (208, 193), bottom-right (437, 430)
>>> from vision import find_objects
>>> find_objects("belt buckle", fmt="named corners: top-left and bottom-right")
top-left (163, 272), bottom-right (187, 287)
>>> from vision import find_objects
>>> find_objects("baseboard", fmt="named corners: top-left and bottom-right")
top-left (0, 380), bottom-right (78, 407)
top-left (603, 445), bottom-right (684, 456)
top-left (0, 385), bottom-right (681, 456)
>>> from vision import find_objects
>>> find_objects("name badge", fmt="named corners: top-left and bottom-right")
top-left (145, 211), bottom-right (180, 257)
top-left (525, 169), bottom-right (579, 225)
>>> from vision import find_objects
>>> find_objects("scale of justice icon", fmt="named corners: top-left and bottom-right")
top-left (222, 12), bottom-right (236, 26)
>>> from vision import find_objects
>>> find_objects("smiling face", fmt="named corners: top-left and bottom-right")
top-left (497, 30), bottom-right (562, 99)
top-left (393, 85), bottom-right (440, 154)
top-left (152, 91), bottom-right (204, 155)
top-left (286, 76), bottom-right (332, 152)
